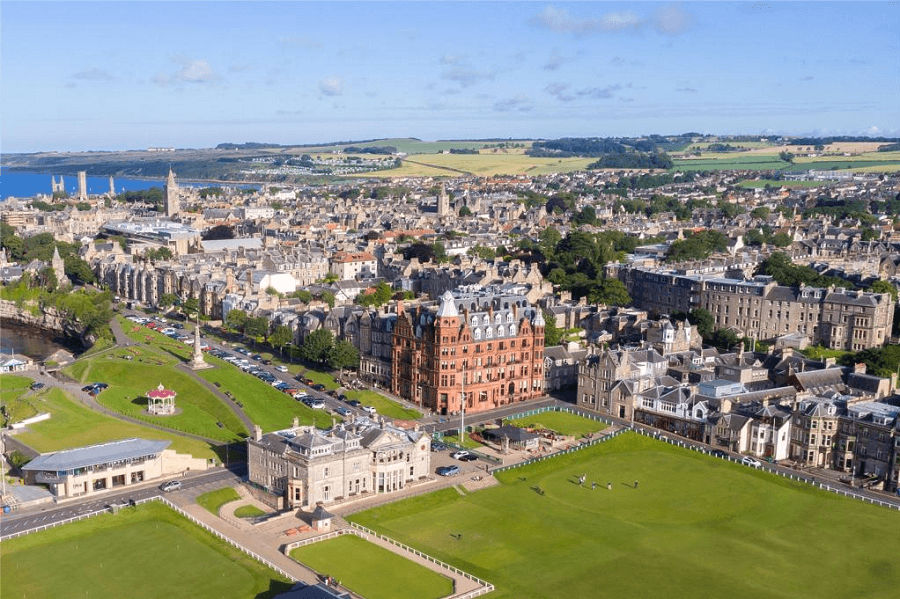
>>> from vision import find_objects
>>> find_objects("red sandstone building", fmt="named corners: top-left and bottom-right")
top-left (391, 286), bottom-right (546, 415)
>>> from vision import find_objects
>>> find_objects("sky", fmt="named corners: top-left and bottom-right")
top-left (2, 1), bottom-right (898, 152)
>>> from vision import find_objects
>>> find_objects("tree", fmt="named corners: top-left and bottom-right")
top-left (320, 290), bottom-right (335, 309)
top-left (543, 310), bottom-right (564, 346)
top-left (687, 308), bottom-right (714, 339)
top-left (868, 279), bottom-right (898, 302)
top-left (290, 289), bottom-right (313, 304)
top-left (779, 151), bottom-right (795, 163)
top-left (459, 206), bottom-right (473, 217)
top-left (265, 286), bottom-right (281, 297)
top-left (182, 297), bottom-right (200, 317)
top-left (301, 329), bottom-right (334, 364)
top-left (158, 293), bottom-right (179, 309)
top-left (588, 279), bottom-right (631, 306)
top-left (225, 309), bottom-right (248, 332)
top-left (357, 282), bottom-right (393, 307)
top-left (245, 316), bottom-right (269, 341)
top-left (432, 242), bottom-right (449, 264)
top-left (269, 325), bottom-right (293, 356)
top-left (573, 205), bottom-right (597, 226)
top-left (328, 340), bottom-right (359, 370)
top-left (63, 256), bottom-right (96, 285)
top-left (202, 224), bottom-right (235, 241)
top-left (750, 207), bottom-right (770, 220)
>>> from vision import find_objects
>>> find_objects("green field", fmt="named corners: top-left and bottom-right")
top-left (351, 433), bottom-right (900, 599)
top-left (1, 502), bottom-right (291, 599)
top-left (290, 534), bottom-right (453, 599)
top-left (301, 367), bottom-right (339, 390)
top-left (64, 352), bottom-right (247, 443)
top-left (13, 387), bottom-right (218, 460)
top-left (197, 487), bottom-right (240, 515)
top-left (673, 156), bottom-right (791, 171)
top-left (0, 374), bottom-right (38, 425)
top-left (343, 389), bottom-right (422, 420)
top-left (504, 411), bottom-right (608, 437)
top-left (198, 356), bottom-right (332, 432)
top-left (357, 153), bottom-right (596, 178)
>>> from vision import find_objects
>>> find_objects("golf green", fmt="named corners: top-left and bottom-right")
top-left (352, 433), bottom-right (900, 599)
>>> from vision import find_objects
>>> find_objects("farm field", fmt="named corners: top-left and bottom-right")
top-left (64, 351), bottom-right (247, 443)
top-left (503, 411), bottom-right (608, 438)
top-left (358, 153), bottom-right (596, 178)
top-left (13, 387), bottom-right (218, 460)
top-left (290, 534), bottom-right (453, 599)
top-left (351, 433), bottom-right (900, 599)
top-left (342, 389), bottom-right (422, 420)
top-left (0, 502), bottom-right (291, 599)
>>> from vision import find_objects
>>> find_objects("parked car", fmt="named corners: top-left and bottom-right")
top-left (450, 450), bottom-right (471, 460)
top-left (335, 407), bottom-right (351, 416)
top-left (431, 443), bottom-right (448, 452)
top-left (741, 456), bottom-right (762, 468)
top-left (710, 450), bottom-right (729, 459)
top-left (311, 384), bottom-right (326, 392)
top-left (347, 400), bottom-right (362, 408)
top-left (458, 454), bottom-right (478, 462)
top-left (160, 480), bottom-right (182, 492)
top-left (361, 405), bottom-right (377, 416)
top-left (275, 365), bottom-right (288, 372)
top-left (251, 354), bottom-right (263, 361)
top-left (436, 465), bottom-right (460, 477)
top-left (30, 382), bottom-right (45, 390)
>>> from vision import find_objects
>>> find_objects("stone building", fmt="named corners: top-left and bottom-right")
top-left (165, 168), bottom-right (180, 217)
top-left (391, 285), bottom-right (546, 415)
top-left (247, 418), bottom-right (430, 510)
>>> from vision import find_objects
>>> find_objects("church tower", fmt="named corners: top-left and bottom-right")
top-left (51, 246), bottom-right (70, 287)
top-left (165, 168), bottom-right (180, 217)
top-left (437, 186), bottom-right (451, 217)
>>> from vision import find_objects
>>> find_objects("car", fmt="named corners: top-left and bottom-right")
top-left (436, 465), bottom-right (460, 477)
top-left (335, 407), bottom-right (351, 416)
top-left (275, 365), bottom-right (288, 373)
top-left (361, 405), bottom-right (377, 416)
top-left (261, 359), bottom-right (273, 365)
top-left (450, 450), bottom-right (471, 460)
top-left (307, 398), bottom-right (326, 409)
top-left (741, 456), bottom-right (762, 468)
top-left (274, 382), bottom-right (290, 390)
top-left (293, 393), bottom-right (310, 401)
top-left (710, 449), bottom-right (729, 458)
top-left (431, 443), bottom-right (447, 452)
top-left (458, 454), bottom-right (478, 462)
top-left (159, 480), bottom-right (182, 492)
top-left (93, 383), bottom-right (109, 389)
top-left (251, 354), bottom-right (263, 361)
top-left (347, 400), bottom-right (362, 408)
top-left (311, 384), bottom-right (326, 392)
top-left (82, 384), bottom-right (96, 392)
top-left (30, 382), bottom-right (45, 390)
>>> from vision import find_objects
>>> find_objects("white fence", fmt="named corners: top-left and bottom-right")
top-left (0, 496), bottom-right (158, 541)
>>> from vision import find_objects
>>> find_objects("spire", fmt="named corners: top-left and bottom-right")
top-left (532, 309), bottom-right (545, 327)
top-left (436, 290), bottom-right (459, 318)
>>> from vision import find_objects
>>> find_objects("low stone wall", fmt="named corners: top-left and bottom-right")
top-left (161, 449), bottom-right (211, 474)
top-left (242, 482), bottom-right (285, 511)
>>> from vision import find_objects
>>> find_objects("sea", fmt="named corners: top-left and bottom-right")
top-left (0, 166), bottom-right (260, 200)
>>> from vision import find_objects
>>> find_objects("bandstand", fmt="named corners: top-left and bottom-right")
top-left (147, 383), bottom-right (176, 415)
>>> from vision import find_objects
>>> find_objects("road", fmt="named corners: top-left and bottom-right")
top-left (0, 466), bottom-right (244, 538)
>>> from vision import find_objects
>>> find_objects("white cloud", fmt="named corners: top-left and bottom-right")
top-left (319, 77), bottom-right (344, 96)
top-left (494, 94), bottom-right (532, 112)
top-left (176, 60), bottom-right (217, 83)
top-left (651, 4), bottom-right (694, 36)
top-left (72, 68), bottom-right (115, 81)
top-left (442, 68), bottom-right (495, 88)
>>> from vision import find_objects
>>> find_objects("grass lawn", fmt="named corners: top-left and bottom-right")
top-left (343, 389), bottom-right (422, 420)
top-left (351, 433), bottom-right (900, 599)
top-left (440, 432), bottom-right (483, 450)
top-left (14, 388), bottom-right (218, 460)
top-left (197, 487), bottom-right (240, 515)
top-left (64, 355), bottom-right (246, 443)
top-left (0, 374), bottom-right (38, 426)
top-left (290, 534), bottom-right (453, 599)
top-left (504, 410), bottom-right (608, 438)
top-left (0, 501), bottom-right (291, 599)
top-left (199, 356), bottom-right (333, 432)
top-left (234, 504), bottom-right (267, 518)
top-left (301, 367), bottom-right (339, 390)
top-left (800, 345), bottom-right (853, 361)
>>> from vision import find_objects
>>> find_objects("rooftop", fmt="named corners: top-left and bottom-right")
top-left (22, 438), bottom-right (170, 472)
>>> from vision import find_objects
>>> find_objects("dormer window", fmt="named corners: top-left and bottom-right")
top-left (473, 328), bottom-right (481, 340)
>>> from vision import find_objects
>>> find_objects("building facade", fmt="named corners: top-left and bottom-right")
top-left (391, 285), bottom-right (546, 415)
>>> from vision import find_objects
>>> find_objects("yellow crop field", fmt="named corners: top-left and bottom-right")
top-left (350, 153), bottom-right (596, 178)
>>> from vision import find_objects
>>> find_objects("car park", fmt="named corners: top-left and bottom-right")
top-left (159, 480), bottom-right (182, 492)
top-left (436, 465), bottom-right (460, 477)
top-left (741, 456), bottom-right (762, 468)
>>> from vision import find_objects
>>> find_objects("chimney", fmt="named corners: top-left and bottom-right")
top-left (253, 424), bottom-right (262, 441)
top-left (854, 362), bottom-right (866, 374)
top-left (292, 417), bottom-right (299, 429)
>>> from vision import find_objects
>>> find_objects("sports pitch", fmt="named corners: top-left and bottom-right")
top-left (351, 433), bottom-right (900, 599)
top-left (1, 502), bottom-right (291, 599)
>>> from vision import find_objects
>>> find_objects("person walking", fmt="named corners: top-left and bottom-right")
top-left (591, 481), bottom-right (597, 490)
top-left (634, 480), bottom-right (639, 489)
top-left (607, 481), bottom-right (612, 491)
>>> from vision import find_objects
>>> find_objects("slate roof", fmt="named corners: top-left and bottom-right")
top-left (22, 439), bottom-right (170, 472)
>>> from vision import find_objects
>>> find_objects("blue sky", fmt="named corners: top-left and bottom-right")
top-left (2, 1), bottom-right (898, 152)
